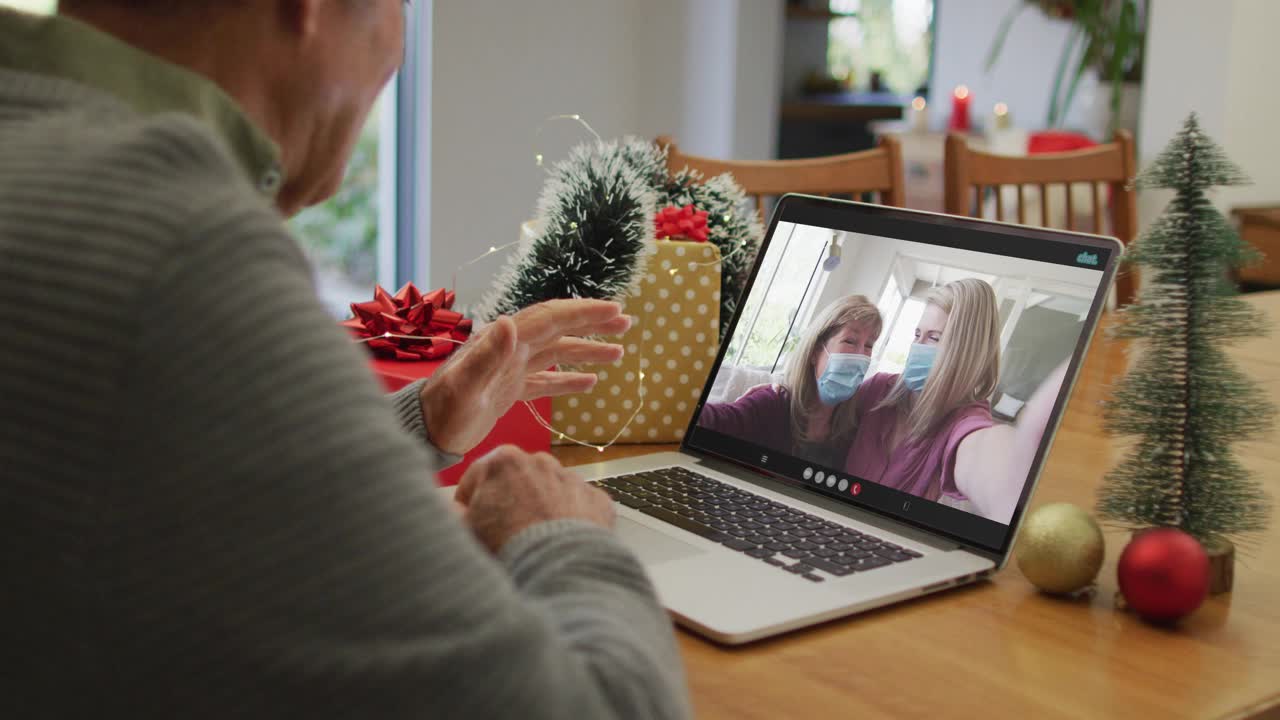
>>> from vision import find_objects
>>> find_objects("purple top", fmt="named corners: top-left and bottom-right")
top-left (697, 386), bottom-right (847, 468)
top-left (843, 373), bottom-right (994, 502)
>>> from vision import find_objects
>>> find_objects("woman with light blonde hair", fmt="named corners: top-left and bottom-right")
top-left (842, 277), bottom-right (1064, 524)
top-left (697, 295), bottom-right (883, 467)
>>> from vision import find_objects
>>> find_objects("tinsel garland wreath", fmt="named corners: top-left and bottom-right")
top-left (475, 138), bottom-right (763, 342)
top-left (475, 139), bottom-right (664, 321)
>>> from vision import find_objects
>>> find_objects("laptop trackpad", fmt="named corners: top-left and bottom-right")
top-left (615, 517), bottom-right (706, 565)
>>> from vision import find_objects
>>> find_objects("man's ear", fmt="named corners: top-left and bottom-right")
top-left (276, 0), bottom-right (323, 38)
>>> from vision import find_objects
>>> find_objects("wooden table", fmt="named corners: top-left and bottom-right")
top-left (555, 291), bottom-right (1280, 720)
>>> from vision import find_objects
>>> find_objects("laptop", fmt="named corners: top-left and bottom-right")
top-left (569, 194), bottom-right (1119, 644)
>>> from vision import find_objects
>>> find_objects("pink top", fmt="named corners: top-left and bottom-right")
top-left (697, 385), bottom-right (848, 468)
top-left (843, 373), bottom-right (994, 502)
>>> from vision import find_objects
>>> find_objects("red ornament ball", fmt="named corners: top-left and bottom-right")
top-left (1117, 528), bottom-right (1210, 623)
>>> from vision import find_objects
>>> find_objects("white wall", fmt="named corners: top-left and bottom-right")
top-left (1133, 0), bottom-right (1233, 226)
top-left (427, 0), bottom-right (642, 301)
top-left (665, 0), bottom-right (738, 159)
top-left (1136, 0), bottom-right (1280, 227)
top-left (813, 232), bottom-right (1099, 314)
top-left (931, 0), bottom-right (1101, 134)
top-left (426, 0), bottom-right (783, 304)
top-left (1221, 1), bottom-right (1280, 209)
top-left (819, 233), bottom-right (899, 312)
top-left (732, 0), bottom-right (786, 160)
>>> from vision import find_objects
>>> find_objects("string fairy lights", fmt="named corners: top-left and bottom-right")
top-left (449, 114), bottom-right (604, 295)
top-left (662, 231), bottom-right (748, 277)
top-left (451, 239), bottom-right (522, 295)
top-left (351, 113), bottom-right (743, 453)
top-left (533, 114), bottom-right (602, 167)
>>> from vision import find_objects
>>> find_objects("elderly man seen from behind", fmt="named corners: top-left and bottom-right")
top-left (0, 1), bottom-right (690, 718)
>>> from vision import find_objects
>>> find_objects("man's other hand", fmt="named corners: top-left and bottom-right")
top-left (454, 446), bottom-right (615, 553)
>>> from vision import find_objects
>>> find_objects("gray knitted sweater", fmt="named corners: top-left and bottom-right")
top-left (0, 9), bottom-right (688, 719)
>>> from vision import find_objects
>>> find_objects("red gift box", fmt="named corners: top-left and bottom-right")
top-left (371, 357), bottom-right (551, 486)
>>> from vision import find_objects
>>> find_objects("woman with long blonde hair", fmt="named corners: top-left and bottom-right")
top-left (697, 295), bottom-right (883, 467)
top-left (842, 277), bottom-right (1063, 524)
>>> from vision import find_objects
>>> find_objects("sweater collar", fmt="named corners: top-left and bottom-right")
top-left (0, 8), bottom-right (284, 198)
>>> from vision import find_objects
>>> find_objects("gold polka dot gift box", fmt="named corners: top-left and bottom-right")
top-left (553, 240), bottom-right (722, 445)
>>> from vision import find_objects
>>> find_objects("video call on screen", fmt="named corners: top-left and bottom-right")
top-left (693, 222), bottom-right (1105, 529)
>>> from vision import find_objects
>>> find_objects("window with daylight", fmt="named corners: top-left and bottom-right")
top-left (290, 87), bottom-right (401, 317)
top-left (872, 267), bottom-right (906, 369)
top-left (827, 0), bottom-right (934, 95)
top-left (1, 0), bottom-right (55, 13)
top-left (724, 223), bottom-right (832, 373)
top-left (877, 294), bottom-right (925, 376)
top-left (1, 0), bottom-right (428, 318)
top-left (291, 3), bottom-right (426, 317)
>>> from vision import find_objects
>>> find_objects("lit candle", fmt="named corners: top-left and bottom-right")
top-left (993, 102), bottom-right (1011, 130)
top-left (949, 85), bottom-right (971, 133)
top-left (909, 96), bottom-right (929, 133)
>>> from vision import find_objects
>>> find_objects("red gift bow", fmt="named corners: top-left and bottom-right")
top-left (654, 203), bottom-right (710, 242)
top-left (341, 282), bottom-right (473, 361)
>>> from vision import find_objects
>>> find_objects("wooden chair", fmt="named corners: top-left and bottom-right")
top-left (944, 130), bottom-right (1138, 306)
top-left (655, 135), bottom-right (905, 221)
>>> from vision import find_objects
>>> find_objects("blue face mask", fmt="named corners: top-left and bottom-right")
top-left (902, 343), bottom-right (938, 393)
top-left (816, 353), bottom-right (872, 406)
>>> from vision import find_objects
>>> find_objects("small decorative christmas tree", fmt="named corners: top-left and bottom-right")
top-left (1098, 113), bottom-right (1274, 545)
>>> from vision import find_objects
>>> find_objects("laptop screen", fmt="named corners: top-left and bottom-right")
top-left (684, 196), bottom-right (1117, 555)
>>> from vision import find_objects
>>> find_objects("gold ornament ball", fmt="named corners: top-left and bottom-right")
top-left (1016, 503), bottom-right (1105, 594)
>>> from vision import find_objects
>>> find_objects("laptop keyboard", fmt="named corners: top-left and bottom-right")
top-left (593, 466), bottom-right (921, 582)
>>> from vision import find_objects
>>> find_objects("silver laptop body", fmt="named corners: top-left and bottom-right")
top-left (567, 195), bottom-right (1118, 644)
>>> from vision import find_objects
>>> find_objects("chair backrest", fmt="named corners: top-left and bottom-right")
top-left (944, 130), bottom-right (1138, 305)
top-left (655, 135), bottom-right (905, 221)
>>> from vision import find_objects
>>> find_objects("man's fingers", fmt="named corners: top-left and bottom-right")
top-left (587, 314), bottom-right (634, 339)
top-left (452, 467), bottom-right (481, 507)
top-left (512, 299), bottom-right (629, 346)
top-left (528, 337), bottom-right (624, 370)
top-left (454, 444), bottom-right (523, 505)
top-left (459, 316), bottom-right (519, 383)
top-left (520, 371), bottom-right (599, 400)
top-left (484, 317), bottom-right (536, 394)
top-left (588, 484), bottom-right (617, 527)
top-left (532, 451), bottom-right (564, 478)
